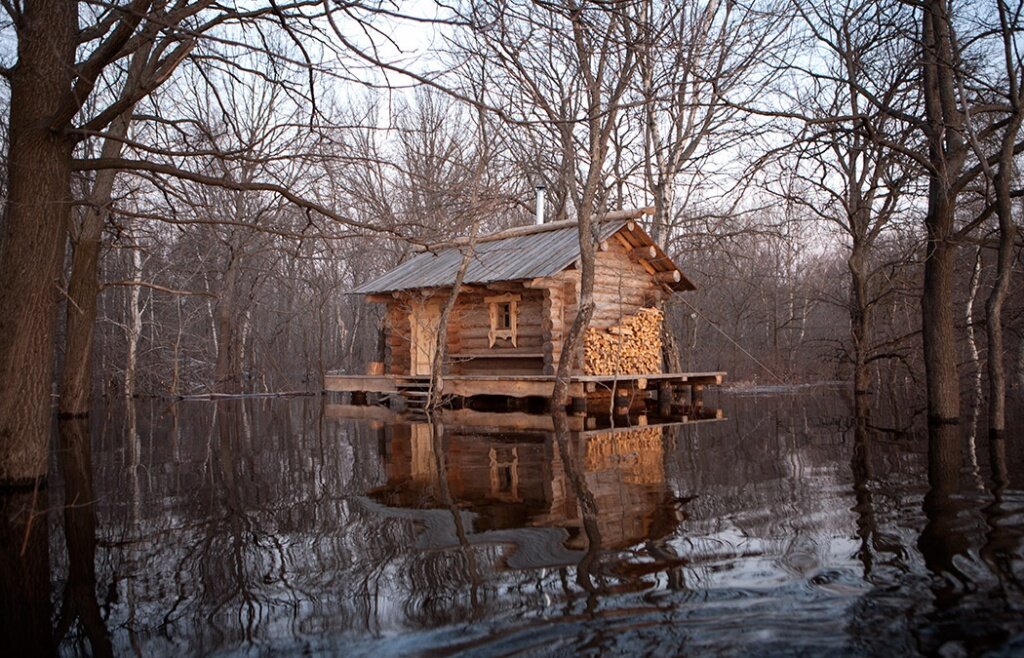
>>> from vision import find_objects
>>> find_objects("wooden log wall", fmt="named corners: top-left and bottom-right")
top-left (582, 233), bottom-right (669, 375)
top-left (541, 284), bottom-right (564, 375)
top-left (591, 236), bottom-right (665, 328)
top-left (386, 301), bottom-right (410, 375)
top-left (374, 226), bottom-right (674, 379)
top-left (448, 286), bottom-right (546, 375)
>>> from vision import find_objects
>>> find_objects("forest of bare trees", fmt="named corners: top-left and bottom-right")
top-left (0, 0), bottom-right (1022, 485)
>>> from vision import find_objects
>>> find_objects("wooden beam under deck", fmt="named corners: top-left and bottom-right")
top-left (440, 376), bottom-right (586, 399)
top-left (324, 371), bottom-right (725, 401)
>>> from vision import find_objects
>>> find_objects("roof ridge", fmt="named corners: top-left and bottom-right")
top-left (416, 207), bottom-right (654, 252)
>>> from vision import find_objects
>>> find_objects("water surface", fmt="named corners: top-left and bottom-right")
top-left (42, 388), bottom-right (1024, 656)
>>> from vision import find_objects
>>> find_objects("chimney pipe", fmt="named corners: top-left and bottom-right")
top-left (535, 185), bottom-right (546, 225)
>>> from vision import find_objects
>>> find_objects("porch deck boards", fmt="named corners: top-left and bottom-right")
top-left (324, 371), bottom-right (725, 399)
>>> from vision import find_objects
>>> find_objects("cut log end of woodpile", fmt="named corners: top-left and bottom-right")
top-left (583, 307), bottom-right (663, 375)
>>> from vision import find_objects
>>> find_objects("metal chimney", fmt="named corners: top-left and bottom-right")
top-left (535, 185), bottom-right (546, 225)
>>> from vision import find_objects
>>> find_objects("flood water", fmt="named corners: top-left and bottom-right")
top-left (30, 388), bottom-right (1024, 655)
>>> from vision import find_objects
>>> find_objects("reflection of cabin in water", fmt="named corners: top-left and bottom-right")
top-left (369, 421), bottom-right (681, 553)
top-left (326, 208), bottom-right (725, 407)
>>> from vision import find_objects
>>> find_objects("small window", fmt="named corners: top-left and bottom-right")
top-left (486, 293), bottom-right (520, 348)
top-left (497, 302), bottom-right (512, 330)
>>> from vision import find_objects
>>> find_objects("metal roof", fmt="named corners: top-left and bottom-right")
top-left (352, 220), bottom-right (630, 294)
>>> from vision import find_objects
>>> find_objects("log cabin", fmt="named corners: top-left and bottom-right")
top-left (326, 207), bottom-right (725, 410)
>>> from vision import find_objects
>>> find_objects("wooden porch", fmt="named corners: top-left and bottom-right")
top-left (324, 370), bottom-right (725, 415)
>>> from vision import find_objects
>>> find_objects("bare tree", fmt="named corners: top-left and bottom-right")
top-left (777, 0), bottom-right (920, 404)
top-left (452, 0), bottom-right (643, 406)
top-left (0, 1), bottom-right (432, 483)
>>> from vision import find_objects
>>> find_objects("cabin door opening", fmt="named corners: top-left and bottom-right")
top-left (410, 298), bottom-right (441, 376)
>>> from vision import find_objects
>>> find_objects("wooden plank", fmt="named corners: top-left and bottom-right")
top-left (571, 371), bottom-right (725, 383)
top-left (450, 351), bottom-right (544, 359)
top-left (442, 377), bottom-right (584, 399)
top-left (324, 374), bottom-right (399, 393)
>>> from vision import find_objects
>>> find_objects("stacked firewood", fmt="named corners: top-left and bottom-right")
top-left (583, 307), bottom-right (663, 375)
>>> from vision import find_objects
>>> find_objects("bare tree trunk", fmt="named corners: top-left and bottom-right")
top-left (60, 114), bottom-right (133, 417)
top-left (964, 246), bottom-right (983, 406)
top-left (848, 248), bottom-right (872, 399)
top-left (124, 246), bottom-right (145, 400)
top-left (59, 46), bottom-right (150, 418)
top-left (428, 236), bottom-right (477, 409)
top-left (921, 0), bottom-right (964, 424)
top-left (985, 134), bottom-right (1019, 437)
top-left (553, 208), bottom-right (598, 407)
top-left (171, 297), bottom-right (183, 397)
top-left (660, 308), bottom-right (683, 373)
top-left (921, 214), bottom-right (960, 423)
top-left (214, 256), bottom-right (243, 394)
top-left (1017, 333), bottom-right (1024, 391)
top-left (0, 0), bottom-right (77, 485)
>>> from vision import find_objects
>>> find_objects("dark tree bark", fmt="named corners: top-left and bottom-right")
top-left (982, 0), bottom-right (1024, 438)
top-left (59, 44), bottom-right (151, 417)
top-left (214, 249), bottom-right (244, 394)
top-left (984, 126), bottom-right (1019, 437)
top-left (848, 248), bottom-right (872, 398)
top-left (60, 116), bottom-right (133, 417)
top-left (0, 0), bottom-right (78, 484)
top-left (920, 0), bottom-right (966, 424)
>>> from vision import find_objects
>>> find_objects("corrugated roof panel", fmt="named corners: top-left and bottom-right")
top-left (352, 221), bottom-right (628, 294)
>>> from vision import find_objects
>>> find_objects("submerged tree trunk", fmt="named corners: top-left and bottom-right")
top-left (920, 0), bottom-right (964, 424)
top-left (848, 248), bottom-right (872, 399)
top-left (0, 489), bottom-right (53, 657)
top-left (123, 246), bottom-right (145, 400)
top-left (0, 0), bottom-right (78, 485)
top-left (214, 255), bottom-right (244, 394)
top-left (984, 138), bottom-right (1019, 437)
top-left (921, 211), bottom-right (960, 423)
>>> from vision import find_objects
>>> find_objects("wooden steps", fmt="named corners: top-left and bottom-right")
top-left (396, 377), bottom-right (432, 412)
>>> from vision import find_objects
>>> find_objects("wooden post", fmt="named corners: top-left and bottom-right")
top-left (571, 396), bottom-right (587, 416)
top-left (614, 388), bottom-right (630, 417)
top-left (691, 384), bottom-right (704, 412)
top-left (658, 381), bottom-right (672, 417)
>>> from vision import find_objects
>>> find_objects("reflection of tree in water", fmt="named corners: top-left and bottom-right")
top-left (43, 394), bottom-right (1024, 655)
top-left (0, 485), bottom-right (52, 657)
top-left (54, 417), bottom-right (113, 657)
top-left (77, 400), bottom-right (425, 651)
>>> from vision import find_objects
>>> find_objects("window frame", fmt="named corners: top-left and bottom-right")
top-left (485, 293), bottom-right (520, 348)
